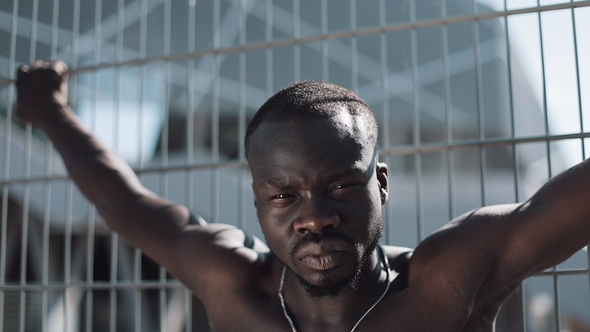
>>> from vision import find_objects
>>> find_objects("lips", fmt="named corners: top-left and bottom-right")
top-left (295, 238), bottom-right (350, 271)
top-left (301, 251), bottom-right (346, 270)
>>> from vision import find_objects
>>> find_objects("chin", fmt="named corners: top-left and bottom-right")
top-left (294, 270), bottom-right (360, 297)
top-left (292, 242), bottom-right (379, 298)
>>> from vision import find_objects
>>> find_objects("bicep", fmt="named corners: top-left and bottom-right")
top-left (97, 194), bottom-right (268, 295)
top-left (430, 203), bottom-right (587, 304)
top-left (500, 198), bottom-right (590, 277)
top-left (97, 193), bottom-right (191, 256)
top-left (409, 207), bottom-right (518, 305)
top-left (502, 160), bottom-right (590, 274)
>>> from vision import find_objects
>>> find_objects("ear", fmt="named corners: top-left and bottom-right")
top-left (376, 162), bottom-right (389, 205)
top-left (252, 182), bottom-right (257, 207)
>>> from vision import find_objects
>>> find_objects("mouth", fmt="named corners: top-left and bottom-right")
top-left (300, 251), bottom-right (347, 271)
top-left (295, 238), bottom-right (351, 271)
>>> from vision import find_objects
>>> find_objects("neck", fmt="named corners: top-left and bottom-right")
top-left (280, 247), bottom-right (389, 328)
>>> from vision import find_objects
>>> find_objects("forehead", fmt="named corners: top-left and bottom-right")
top-left (247, 116), bottom-right (375, 185)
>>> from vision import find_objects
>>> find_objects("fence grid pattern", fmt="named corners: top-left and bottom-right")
top-left (0, 0), bottom-right (589, 331)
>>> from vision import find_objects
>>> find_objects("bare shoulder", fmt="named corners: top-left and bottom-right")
top-left (174, 221), bottom-right (271, 271)
top-left (137, 209), bottom-right (273, 298)
top-left (411, 203), bottom-right (526, 279)
top-left (401, 203), bottom-right (527, 308)
top-left (414, 203), bottom-right (521, 257)
top-left (182, 219), bottom-right (269, 254)
top-left (381, 245), bottom-right (413, 273)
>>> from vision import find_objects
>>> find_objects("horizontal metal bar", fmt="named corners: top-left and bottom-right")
top-left (1, 130), bottom-right (590, 187)
top-left (0, 280), bottom-right (184, 291)
top-left (534, 268), bottom-right (590, 277)
top-left (1, 0), bottom-right (588, 86)
top-left (379, 131), bottom-right (590, 156)
top-left (0, 160), bottom-right (248, 187)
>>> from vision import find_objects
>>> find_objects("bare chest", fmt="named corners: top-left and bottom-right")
top-left (205, 291), bottom-right (500, 332)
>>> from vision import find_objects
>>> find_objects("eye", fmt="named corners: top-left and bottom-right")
top-left (268, 194), bottom-right (299, 205)
top-left (272, 194), bottom-right (294, 200)
top-left (330, 183), bottom-right (358, 193)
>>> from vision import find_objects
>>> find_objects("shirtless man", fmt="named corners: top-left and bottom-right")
top-left (15, 60), bottom-right (590, 331)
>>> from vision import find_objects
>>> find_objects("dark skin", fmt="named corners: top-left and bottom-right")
top-left (16, 61), bottom-right (590, 331)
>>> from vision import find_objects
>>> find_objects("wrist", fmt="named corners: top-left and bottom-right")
top-left (35, 104), bottom-right (78, 134)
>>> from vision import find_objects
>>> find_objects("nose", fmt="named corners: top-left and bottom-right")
top-left (292, 196), bottom-right (341, 235)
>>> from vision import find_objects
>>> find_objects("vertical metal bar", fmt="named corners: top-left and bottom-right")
top-left (379, 0), bottom-right (393, 245)
top-left (42, 2), bottom-right (60, 330)
top-left (503, 4), bottom-right (519, 224)
top-left (66, 0), bottom-right (81, 329)
top-left (133, 246), bottom-right (141, 332)
top-left (86, 1), bottom-right (102, 330)
top-left (441, 0), bottom-right (454, 222)
top-left (0, 190), bottom-right (6, 332)
top-left (19, 174), bottom-right (30, 332)
top-left (0, 190), bottom-right (7, 331)
top-left (110, 33), bottom-right (121, 332)
top-left (185, 1), bottom-right (196, 330)
top-left (1, 0), bottom-right (20, 327)
top-left (139, 0), bottom-right (148, 326)
top-left (536, 6), bottom-right (552, 196)
top-left (503, 1), bottom-right (525, 329)
top-left (187, 0), bottom-right (196, 210)
top-left (566, 13), bottom-right (584, 180)
top-left (160, 1), bottom-right (172, 330)
top-left (85, 206), bottom-right (95, 332)
top-left (69, 0), bottom-right (81, 93)
top-left (266, 0), bottom-right (273, 96)
top-left (568, 3), bottom-right (590, 324)
top-left (41, 142), bottom-right (53, 332)
top-left (184, 288), bottom-right (192, 332)
top-left (379, 0), bottom-right (388, 152)
top-left (135, 1), bottom-right (145, 330)
top-left (570, 3), bottom-right (590, 313)
top-left (321, 0), bottom-right (329, 82)
top-left (110, 0), bottom-right (124, 329)
top-left (211, 0), bottom-right (220, 226)
top-left (409, 0), bottom-right (423, 242)
top-left (19, 0), bottom-right (40, 330)
top-left (472, 1), bottom-right (487, 207)
top-left (64, 183), bottom-right (73, 332)
top-left (238, 0), bottom-right (247, 231)
top-left (28, 0), bottom-right (39, 62)
top-left (350, 0), bottom-right (358, 92)
top-left (293, 0), bottom-right (301, 82)
top-left (571, 9), bottom-right (584, 156)
top-left (50, 0), bottom-right (60, 61)
top-left (535, 2), bottom-right (560, 329)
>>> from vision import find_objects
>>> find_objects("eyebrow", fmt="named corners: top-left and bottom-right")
top-left (258, 167), bottom-right (368, 189)
top-left (259, 179), bottom-right (294, 189)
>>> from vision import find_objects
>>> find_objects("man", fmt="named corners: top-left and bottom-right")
top-left (15, 60), bottom-right (590, 331)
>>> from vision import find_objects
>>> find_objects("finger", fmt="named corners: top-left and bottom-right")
top-left (16, 65), bottom-right (29, 83)
top-left (17, 65), bottom-right (29, 75)
top-left (53, 60), bottom-right (68, 76)
top-left (34, 60), bottom-right (45, 68)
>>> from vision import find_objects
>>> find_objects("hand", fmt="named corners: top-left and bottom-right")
top-left (16, 60), bottom-right (70, 125)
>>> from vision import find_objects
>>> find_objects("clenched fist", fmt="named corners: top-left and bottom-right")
top-left (16, 60), bottom-right (71, 125)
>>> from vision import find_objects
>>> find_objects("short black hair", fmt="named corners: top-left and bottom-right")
top-left (245, 81), bottom-right (378, 159)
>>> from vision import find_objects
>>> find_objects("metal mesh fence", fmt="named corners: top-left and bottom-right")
top-left (0, 0), bottom-right (589, 331)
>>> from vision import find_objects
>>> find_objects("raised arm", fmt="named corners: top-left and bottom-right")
top-left (16, 61), bottom-right (267, 295)
top-left (407, 152), bottom-right (590, 318)
top-left (16, 61), bottom-right (190, 245)
top-left (474, 156), bottom-right (590, 277)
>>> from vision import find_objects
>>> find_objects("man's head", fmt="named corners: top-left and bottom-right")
top-left (246, 81), bottom-right (388, 297)
top-left (245, 81), bottom-right (378, 159)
